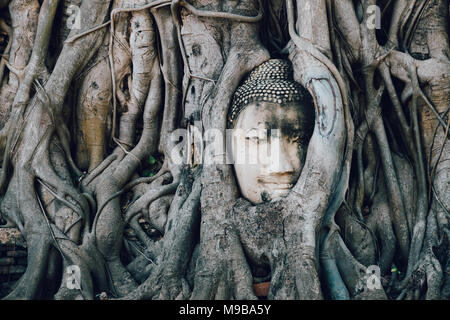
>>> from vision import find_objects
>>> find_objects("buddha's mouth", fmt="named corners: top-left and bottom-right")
top-left (258, 176), bottom-right (295, 189)
top-left (262, 183), bottom-right (294, 190)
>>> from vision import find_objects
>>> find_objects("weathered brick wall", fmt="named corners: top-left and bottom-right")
top-left (0, 228), bottom-right (27, 298)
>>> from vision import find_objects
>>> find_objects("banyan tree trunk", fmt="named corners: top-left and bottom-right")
top-left (0, 0), bottom-right (448, 300)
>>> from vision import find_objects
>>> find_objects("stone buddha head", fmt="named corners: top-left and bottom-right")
top-left (228, 59), bottom-right (315, 204)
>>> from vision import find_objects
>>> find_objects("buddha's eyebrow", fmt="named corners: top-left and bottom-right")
top-left (244, 122), bottom-right (267, 131)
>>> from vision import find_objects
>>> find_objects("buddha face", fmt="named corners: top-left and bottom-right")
top-left (231, 100), bottom-right (314, 204)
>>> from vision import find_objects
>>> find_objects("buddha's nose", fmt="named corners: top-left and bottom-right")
top-left (265, 143), bottom-right (295, 175)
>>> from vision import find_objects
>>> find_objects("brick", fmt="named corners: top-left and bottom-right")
top-left (253, 281), bottom-right (270, 297)
top-left (0, 257), bottom-right (15, 266)
top-left (0, 228), bottom-right (26, 248)
top-left (6, 250), bottom-right (27, 258)
top-left (0, 265), bottom-right (26, 275)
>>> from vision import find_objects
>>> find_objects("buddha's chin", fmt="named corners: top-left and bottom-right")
top-left (245, 187), bottom-right (293, 204)
top-left (263, 188), bottom-right (291, 201)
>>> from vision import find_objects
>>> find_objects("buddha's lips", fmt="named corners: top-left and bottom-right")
top-left (257, 176), bottom-right (296, 187)
top-left (260, 182), bottom-right (294, 190)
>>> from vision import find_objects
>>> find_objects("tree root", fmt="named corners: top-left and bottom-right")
top-left (123, 169), bottom-right (202, 300)
top-left (124, 181), bottom-right (179, 223)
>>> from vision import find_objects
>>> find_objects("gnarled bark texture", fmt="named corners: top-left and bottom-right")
top-left (0, 0), bottom-right (448, 300)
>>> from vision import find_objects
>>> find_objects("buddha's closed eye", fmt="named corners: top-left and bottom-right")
top-left (245, 129), bottom-right (268, 143)
top-left (287, 128), bottom-right (312, 145)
